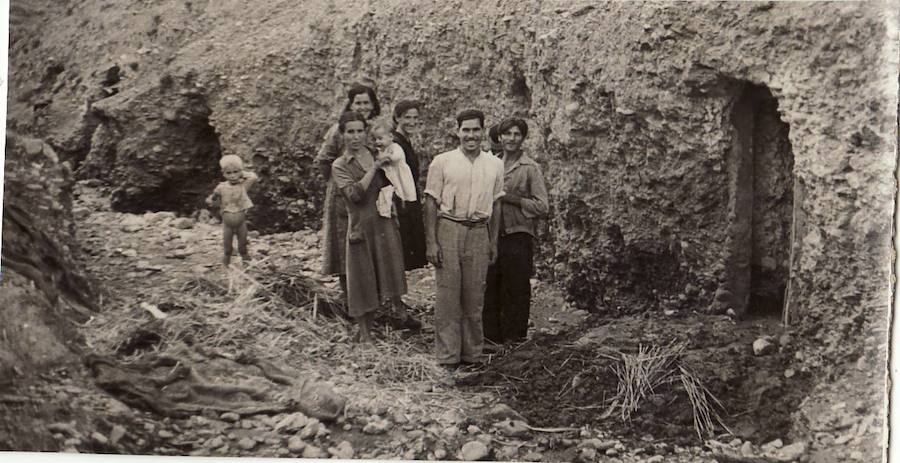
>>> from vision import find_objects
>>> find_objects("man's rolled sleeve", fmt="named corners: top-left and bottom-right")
top-left (424, 155), bottom-right (444, 204)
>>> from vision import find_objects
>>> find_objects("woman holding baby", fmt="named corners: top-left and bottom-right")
top-left (330, 110), bottom-right (420, 342)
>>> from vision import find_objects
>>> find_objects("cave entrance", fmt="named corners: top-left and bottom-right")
top-left (727, 83), bottom-right (795, 318)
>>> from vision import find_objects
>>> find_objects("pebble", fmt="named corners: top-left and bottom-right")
top-left (579, 448), bottom-right (597, 461)
top-left (221, 412), bottom-right (240, 423)
top-left (237, 437), bottom-right (256, 450)
top-left (362, 419), bottom-right (391, 435)
top-left (741, 441), bottom-right (754, 456)
top-left (494, 419), bottom-right (530, 438)
top-left (523, 451), bottom-right (544, 461)
top-left (328, 440), bottom-right (354, 459)
top-left (605, 448), bottom-right (619, 456)
top-left (778, 442), bottom-right (807, 461)
top-left (850, 450), bottom-right (863, 460)
top-left (240, 419), bottom-right (255, 429)
top-left (158, 430), bottom-right (174, 439)
top-left (302, 445), bottom-right (326, 459)
top-left (441, 426), bottom-right (459, 439)
top-left (460, 441), bottom-right (490, 461)
top-left (434, 448), bottom-right (447, 459)
top-left (753, 337), bottom-right (776, 356)
top-left (467, 425), bottom-right (481, 434)
top-left (645, 456), bottom-right (664, 463)
top-left (287, 436), bottom-right (305, 453)
top-left (728, 438), bottom-right (742, 447)
top-left (764, 438), bottom-right (784, 449)
top-left (91, 432), bottom-right (108, 445)
top-left (407, 430), bottom-right (426, 439)
top-left (206, 436), bottom-right (225, 448)
top-left (172, 218), bottom-right (194, 229)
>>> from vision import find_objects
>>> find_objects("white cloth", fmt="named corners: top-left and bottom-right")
top-left (376, 143), bottom-right (417, 218)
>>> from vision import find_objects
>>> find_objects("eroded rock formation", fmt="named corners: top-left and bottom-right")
top-left (6, 0), bottom-right (896, 442)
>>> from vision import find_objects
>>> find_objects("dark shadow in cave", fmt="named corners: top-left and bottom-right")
top-left (726, 83), bottom-right (795, 318)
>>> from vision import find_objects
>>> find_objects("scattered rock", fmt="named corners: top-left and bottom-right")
top-left (237, 437), bottom-right (256, 450)
top-left (206, 436), bottom-right (225, 449)
top-left (172, 218), bottom-right (194, 229)
top-left (774, 442), bottom-right (806, 461)
top-left (441, 426), bottom-right (459, 439)
top-left (578, 447), bottom-right (597, 462)
top-left (434, 448), bottom-right (448, 459)
top-left (523, 451), bottom-right (544, 461)
top-left (47, 422), bottom-right (79, 437)
top-left (493, 419), bottom-right (530, 438)
top-left (645, 456), bottom-right (664, 463)
top-left (606, 448), bottom-right (619, 456)
top-left (362, 418), bottom-right (392, 435)
top-left (302, 445), bottom-right (326, 459)
top-left (763, 438), bottom-right (784, 450)
top-left (287, 436), bottom-right (306, 453)
top-left (328, 440), bottom-right (354, 459)
top-left (481, 403), bottom-right (525, 422)
top-left (779, 333), bottom-right (792, 347)
top-left (91, 432), bottom-right (108, 445)
top-left (753, 337), bottom-right (776, 356)
top-left (583, 438), bottom-right (618, 450)
top-left (459, 441), bottom-right (490, 461)
top-left (275, 412), bottom-right (309, 432)
top-left (467, 425), bottom-right (481, 434)
top-left (109, 425), bottom-right (126, 445)
top-left (158, 430), bottom-right (174, 439)
top-left (221, 412), bottom-right (240, 423)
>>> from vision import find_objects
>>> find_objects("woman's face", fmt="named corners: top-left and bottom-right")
top-left (396, 108), bottom-right (420, 135)
top-left (342, 120), bottom-right (367, 150)
top-left (350, 93), bottom-right (374, 118)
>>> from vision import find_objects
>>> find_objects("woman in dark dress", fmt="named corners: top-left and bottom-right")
top-left (315, 84), bottom-right (381, 302)
top-left (391, 100), bottom-right (428, 271)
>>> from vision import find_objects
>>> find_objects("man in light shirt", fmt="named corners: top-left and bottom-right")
top-left (424, 109), bottom-right (505, 370)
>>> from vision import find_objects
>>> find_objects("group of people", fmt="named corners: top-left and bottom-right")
top-left (206, 83), bottom-right (550, 370)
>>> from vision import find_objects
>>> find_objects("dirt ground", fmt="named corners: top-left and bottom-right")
top-left (0, 183), bottom-right (883, 462)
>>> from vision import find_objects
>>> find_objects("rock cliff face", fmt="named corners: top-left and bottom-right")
top-left (6, 0), bottom-right (896, 438)
top-left (1, 133), bottom-right (97, 380)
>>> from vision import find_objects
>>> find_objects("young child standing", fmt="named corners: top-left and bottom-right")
top-left (369, 118), bottom-right (417, 218)
top-left (206, 155), bottom-right (259, 266)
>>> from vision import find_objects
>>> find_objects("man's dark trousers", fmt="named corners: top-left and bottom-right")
top-left (483, 232), bottom-right (533, 343)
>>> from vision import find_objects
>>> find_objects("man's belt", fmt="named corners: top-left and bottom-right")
top-left (440, 216), bottom-right (488, 228)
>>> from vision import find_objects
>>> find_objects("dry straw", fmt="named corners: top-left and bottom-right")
top-left (608, 342), bottom-right (730, 440)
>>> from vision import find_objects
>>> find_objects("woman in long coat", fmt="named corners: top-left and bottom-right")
top-left (331, 112), bottom-right (408, 342)
top-left (316, 84), bottom-right (381, 300)
top-left (391, 100), bottom-right (428, 271)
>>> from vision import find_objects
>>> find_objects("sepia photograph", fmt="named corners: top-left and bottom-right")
top-left (1, 1), bottom-right (897, 462)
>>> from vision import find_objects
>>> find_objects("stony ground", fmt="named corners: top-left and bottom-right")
top-left (0, 182), bottom-right (882, 462)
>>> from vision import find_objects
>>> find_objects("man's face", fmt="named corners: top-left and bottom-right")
top-left (350, 93), bottom-right (374, 118)
top-left (501, 125), bottom-right (524, 153)
top-left (458, 118), bottom-right (483, 153)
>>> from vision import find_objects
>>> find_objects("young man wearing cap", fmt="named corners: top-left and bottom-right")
top-left (424, 109), bottom-right (505, 370)
top-left (483, 118), bottom-right (550, 345)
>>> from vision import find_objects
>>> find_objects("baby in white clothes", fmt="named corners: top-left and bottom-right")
top-left (369, 118), bottom-right (417, 218)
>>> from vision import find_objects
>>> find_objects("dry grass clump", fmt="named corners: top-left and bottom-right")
top-left (608, 342), bottom-right (730, 440)
top-left (94, 264), bottom-right (445, 386)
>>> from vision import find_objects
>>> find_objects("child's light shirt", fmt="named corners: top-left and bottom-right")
top-left (214, 172), bottom-right (258, 213)
top-left (376, 143), bottom-right (417, 218)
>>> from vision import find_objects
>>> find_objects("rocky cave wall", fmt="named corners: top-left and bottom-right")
top-left (6, 0), bottom-right (897, 421)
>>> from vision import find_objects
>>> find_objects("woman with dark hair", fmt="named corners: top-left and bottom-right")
top-left (331, 111), bottom-right (408, 343)
top-left (315, 84), bottom-right (381, 304)
top-left (391, 100), bottom-right (428, 272)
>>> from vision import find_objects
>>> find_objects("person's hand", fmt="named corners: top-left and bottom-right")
top-left (427, 243), bottom-right (443, 268)
top-left (489, 243), bottom-right (498, 265)
top-left (502, 194), bottom-right (523, 205)
top-left (374, 156), bottom-right (392, 170)
top-left (205, 195), bottom-right (216, 207)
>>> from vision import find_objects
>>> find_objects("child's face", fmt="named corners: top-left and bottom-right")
top-left (223, 165), bottom-right (243, 184)
top-left (372, 129), bottom-right (393, 151)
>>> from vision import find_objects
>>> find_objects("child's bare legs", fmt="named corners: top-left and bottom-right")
top-left (356, 312), bottom-right (373, 343)
top-left (222, 211), bottom-right (248, 265)
top-left (235, 220), bottom-right (249, 262)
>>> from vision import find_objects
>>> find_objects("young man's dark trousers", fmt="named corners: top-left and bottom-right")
top-left (483, 232), bottom-right (533, 344)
